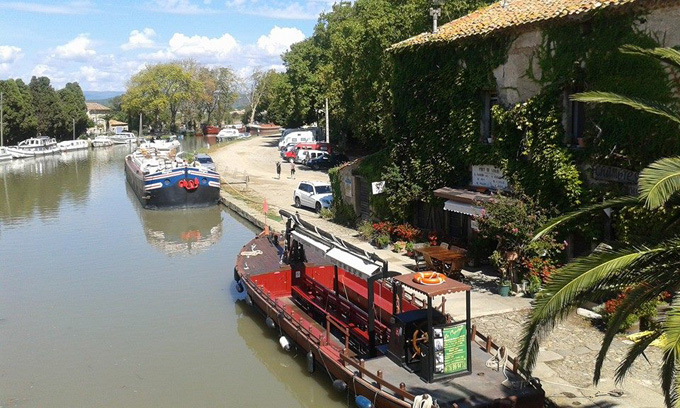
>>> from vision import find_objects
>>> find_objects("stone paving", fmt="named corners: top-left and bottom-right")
top-left (213, 134), bottom-right (666, 408)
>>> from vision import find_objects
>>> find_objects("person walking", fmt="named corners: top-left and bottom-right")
top-left (275, 161), bottom-right (281, 179)
top-left (289, 159), bottom-right (296, 179)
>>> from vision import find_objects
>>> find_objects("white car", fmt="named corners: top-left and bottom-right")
top-left (294, 181), bottom-right (333, 212)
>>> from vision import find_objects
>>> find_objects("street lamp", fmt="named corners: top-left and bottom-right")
top-left (430, 0), bottom-right (444, 33)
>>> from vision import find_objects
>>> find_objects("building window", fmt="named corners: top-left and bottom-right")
top-left (565, 86), bottom-right (585, 146)
top-left (481, 91), bottom-right (498, 144)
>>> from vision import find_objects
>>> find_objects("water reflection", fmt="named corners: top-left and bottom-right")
top-left (127, 185), bottom-right (224, 256)
top-left (234, 301), bottom-right (346, 408)
top-left (0, 152), bottom-right (92, 226)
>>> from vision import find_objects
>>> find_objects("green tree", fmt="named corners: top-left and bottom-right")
top-left (519, 46), bottom-right (680, 408)
top-left (0, 79), bottom-right (37, 144)
top-left (29, 76), bottom-right (63, 137)
top-left (122, 62), bottom-right (199, 133)
top-left (244, 68), bottom-right (278, 124)
top-left (57, 82), bottom-right (88, 139)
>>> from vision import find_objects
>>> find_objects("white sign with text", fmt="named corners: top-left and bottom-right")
top-left (471, 165), bottom-right (508, 191)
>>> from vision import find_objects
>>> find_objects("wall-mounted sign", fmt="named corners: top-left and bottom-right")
top-left (471, 165), bottom-right (508, 191)
top-left (344, 177), bottom-right (353, 197)
top-left (592, 165), bottom-right (638, 184)
top-left (372, 181), bottom-right (385, 195)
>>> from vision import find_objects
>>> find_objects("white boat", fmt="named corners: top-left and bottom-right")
top-left (6, 136), bottom-right (60, 158)
top-left (139, 137), bottom-right (181, 154)
top-left (0, 146), bottom-right (12, 161)
top-left (91, 135), bottom-right (114, 147)
top-left (110, 132), bottom-right (138, 144)
top-left (57, 139), bottom-right (89, 152)
top-left (216, 128), bottom-right (241, 141)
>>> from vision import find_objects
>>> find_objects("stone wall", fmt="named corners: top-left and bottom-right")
top-left (492, 4), bottom-right (680, 107)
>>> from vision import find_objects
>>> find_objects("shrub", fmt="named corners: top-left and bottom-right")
top-left (372, 221), bottom-right (394, 236)
top-left (405, 241), bottom-right (415, 254)
top-left (393, 224), bottom-right (421, 242)
top-left (358, 221), bottom-right (375, 241)
top-left (392, 241), bottom-right (404, 252)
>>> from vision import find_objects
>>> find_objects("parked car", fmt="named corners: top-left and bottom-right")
top-left (294, 181), bottom-right (333, 213)
top-left (305, 153), bottom-right (350, 170)
top-left (194, 153), bottom-right (217, 171)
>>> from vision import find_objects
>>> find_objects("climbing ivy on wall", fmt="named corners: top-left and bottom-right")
top-left (384, 7), bottom-right (679, 219)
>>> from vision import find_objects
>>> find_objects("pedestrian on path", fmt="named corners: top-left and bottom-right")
top-left (289, 159), bottom-right (296, 179)
top-left (275, 161), bottom-right (281, 179)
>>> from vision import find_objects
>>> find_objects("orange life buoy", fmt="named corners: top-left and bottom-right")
top-left (413, 272), bottom-right (446, 285)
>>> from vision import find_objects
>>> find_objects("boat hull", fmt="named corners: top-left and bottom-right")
top-left (124, 156), bottom-right (220, 209)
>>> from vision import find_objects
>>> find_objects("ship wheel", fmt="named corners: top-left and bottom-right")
top-left (411, 324), bottom-right (429, 360)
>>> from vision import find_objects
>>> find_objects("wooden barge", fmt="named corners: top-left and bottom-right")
top-left (233, 211), bottom-right (544, 407)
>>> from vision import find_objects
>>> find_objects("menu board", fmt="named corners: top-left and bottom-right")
top-left (434, 324), bottom-right (468, 375)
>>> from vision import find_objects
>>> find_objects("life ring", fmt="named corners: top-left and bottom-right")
top-left (413, 272), bottom-right (446, 285)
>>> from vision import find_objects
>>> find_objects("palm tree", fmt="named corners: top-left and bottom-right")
top-left (519, 45), bottom-right (680, 408)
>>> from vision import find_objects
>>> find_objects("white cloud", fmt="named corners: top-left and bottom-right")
top-left (31, 64), bottom-right (51, 77)
top-left (145, 33), bottom-right (240, 63)
top-left (0, 1), bottom-right (96, 15)
top-left (121, 28), bottom-right (156, 50)
top-left (0, 45), bottom-right (23, 63)
top-left (257, 26), bottom-right (305, 56)
top-left (52, 34), bottom-right (96, 61)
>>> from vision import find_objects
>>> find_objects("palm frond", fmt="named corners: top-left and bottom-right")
top-left (615, 330), bottom-right (662, 384)
top-left (519, 248), bottom-right (654, 370)
top-left (571, 92), bottom-right (680, 126)
top-left (661, 301), bottom-right (680, 408)
top-left (661, 347), bottom-right (677, 408)
top-left (640, 157), bottom-right (680, 210)
top-left (596, 278), bottom-right (669, 383)
top-left (532, 196), bottom-right (639, 241)
top-left (620, 44), bottom-right (680, 70)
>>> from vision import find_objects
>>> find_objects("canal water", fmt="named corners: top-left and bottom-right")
top-left (0, 141), bottom-right (346, 407)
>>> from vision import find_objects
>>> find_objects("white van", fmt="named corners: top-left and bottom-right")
top-left (278, 130), bottom-right (315, 149)
top-left (295, 149), bottom-right (326, 164)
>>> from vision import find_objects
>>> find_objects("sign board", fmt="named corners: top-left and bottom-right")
top-left (434, 324), bottom-right (468, 375)
top-left (592, 165), bottom-right (638, 185)
top-left (343, 177), bottom-right (353, 198)
top-left (471, 165), bottom-right (508, 191)
top-left (372, 181), bottom-right (385, 195)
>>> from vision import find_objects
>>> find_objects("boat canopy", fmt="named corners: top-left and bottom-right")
top-left (290, 227), bottom-right (383, 280)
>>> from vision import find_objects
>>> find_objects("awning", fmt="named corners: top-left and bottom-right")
top-left (290, 230), bottom-right (382, 280)
top-left (443, 200), bottom-right (484, 216)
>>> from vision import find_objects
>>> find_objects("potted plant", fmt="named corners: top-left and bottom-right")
top-left (405, 241), bottom-right (415, 257)
top-left (526, 274), bottom-right (541, 298)
top-left (374, 234), bottom-right (391, 249)
top-left (498, 270), bottom-right (511, 297)
top-left (392, 241), bottom-right (404, 253)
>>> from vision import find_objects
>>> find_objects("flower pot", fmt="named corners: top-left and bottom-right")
top-left (498, 283), bottom-right (511, 297)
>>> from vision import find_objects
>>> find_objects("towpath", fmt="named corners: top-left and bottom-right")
top-left (211, 133), bottom-right (664, 408)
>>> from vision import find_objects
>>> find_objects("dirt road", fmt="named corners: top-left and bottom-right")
top-left (211, 133), bottom-right (332, 220)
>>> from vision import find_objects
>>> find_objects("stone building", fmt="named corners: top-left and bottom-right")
top-left (385, 0), bottom-right (680, 246)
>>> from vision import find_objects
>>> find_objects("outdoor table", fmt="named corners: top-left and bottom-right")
top-left (414, 246), bottom-right (467, 274)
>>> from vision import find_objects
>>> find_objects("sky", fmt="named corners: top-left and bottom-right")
top-left (0, 0), bottom-right (332, 93)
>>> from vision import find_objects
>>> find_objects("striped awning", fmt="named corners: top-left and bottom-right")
top-left (443, 200), bottom-right (484, 216)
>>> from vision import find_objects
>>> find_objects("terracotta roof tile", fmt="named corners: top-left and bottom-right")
top-left (391, 0), bottom-right (652, 50)
top-left (86, 102), bottom-right (111, 111)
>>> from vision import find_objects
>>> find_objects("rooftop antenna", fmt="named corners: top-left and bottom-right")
top-left (430, 0), bottom-right (444, 33)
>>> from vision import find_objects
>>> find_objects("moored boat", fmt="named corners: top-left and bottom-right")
top-left (57, 139), bottom-right (89, 152)
top-left (124, 146), bottom-right (221, 209)
top-left (6, 136), bottom-right (60, 158)
top-left (110, 131), bottom-right (138, 144)
top-left (91, 135), bottom-right (114, 147)
top-left (0, 146), bottom-right (12, 161)
top-left (234, 211), bottom-right (545, 408)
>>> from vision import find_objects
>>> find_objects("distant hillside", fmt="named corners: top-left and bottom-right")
top-left (83, 90), bottom-right (123, 101)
